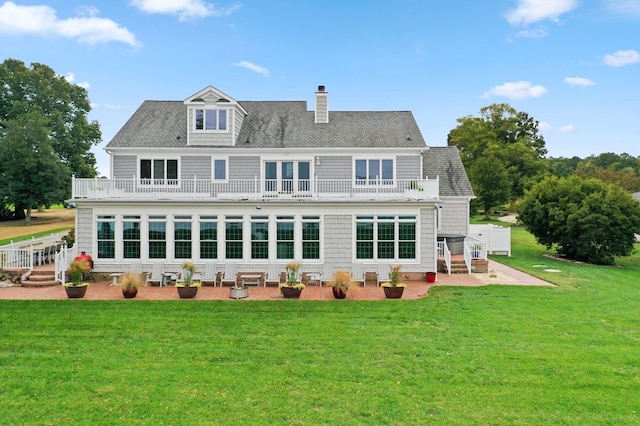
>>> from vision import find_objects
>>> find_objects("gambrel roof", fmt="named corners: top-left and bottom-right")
top-left (106, 99), bottom-right (426, 149)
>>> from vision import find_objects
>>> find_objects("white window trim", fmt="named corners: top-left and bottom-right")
top-left (353, 157), bottom-right (396, 187)
top-left (138, 157), bottom-right (180, 187)
top-left (212, 157), bottom-right (229, 182)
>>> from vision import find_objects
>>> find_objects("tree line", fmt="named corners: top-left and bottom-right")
top-left (448, 103), bottom-right (640, 265)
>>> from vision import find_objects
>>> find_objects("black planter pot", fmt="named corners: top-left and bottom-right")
top-left (281, 287), bottom-right (302, 299)
top-left (383, 286), bottom-right (405, 299)
top-left (64, 285), bottom-right (88, 299)
top-left (177, 286), bottom-right (198, 299)
top-left (332, 287), bottom-right (347, 299)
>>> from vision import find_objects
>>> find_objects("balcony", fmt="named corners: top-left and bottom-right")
top-left (71, 177), bottom-right (439, 202)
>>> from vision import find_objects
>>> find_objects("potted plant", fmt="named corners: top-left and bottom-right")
top-left (325, 269), bottom-right (358, 299)
top-left (279, 261), bottom-right (305, 298)
top-left (64, 259), bottom-right (91, 298)
top-left (119, 270), bottom-right (143, 298)
top-left (381, 264), bottom-right (407, 299)
top-left (175, 261), bottom-right (201, 299)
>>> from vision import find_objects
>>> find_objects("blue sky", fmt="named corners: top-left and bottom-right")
top-left (1, 0), bottom-right (639, 177)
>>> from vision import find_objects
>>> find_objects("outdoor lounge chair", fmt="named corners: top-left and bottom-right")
top-left (145, 263), bottom-right (164, 287)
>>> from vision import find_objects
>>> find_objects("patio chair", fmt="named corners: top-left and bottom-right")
top-left (145, 263), bottom-right (165, 287)
top-left (264, 263), bottom-right (282, 287)
top-left (200, 263), bottom-right (218, 286)
top-left (220, 263), bottom-right (237, 287)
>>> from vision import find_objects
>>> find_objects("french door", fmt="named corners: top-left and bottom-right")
top-left (265, 161), bottom-right (310, 194)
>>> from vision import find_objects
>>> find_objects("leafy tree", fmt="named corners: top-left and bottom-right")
top-left (0, 109), bottom-right (71, 223)
top-left (470, 156), bottom-right (511, 219)
top-left (448, 103), bottom-right (548, 213)
top-left (575, 168), bottom-right (640, 193)
top-left (518, 175), bottom-right (640, 265)
top-left (0, 59), bottom-right (101, 219)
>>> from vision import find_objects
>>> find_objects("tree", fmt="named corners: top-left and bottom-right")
top-left (0, 109), bottom-right (71, 223)
top-left (448, 103), bottom-right (548, 212)
top-left (518, 176), bottom-right (640, 265)
top-left (0, 59), bottom-right (101, 219)
top-left (470, 156), bottom-right (511, 219)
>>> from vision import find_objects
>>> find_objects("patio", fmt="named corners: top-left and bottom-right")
top-left (0, 260), bottom-right (554, 300)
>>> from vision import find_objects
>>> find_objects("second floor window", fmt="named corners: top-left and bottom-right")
top-left (355, 159), bottom-right (394, 185)
top-left (195, 109), bottom-right (227, 131)
top-left (140, 159), bottom-right (178, 185)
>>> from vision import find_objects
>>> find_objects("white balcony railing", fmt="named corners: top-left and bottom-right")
top-left (71, 177), bottom-right (439, 201)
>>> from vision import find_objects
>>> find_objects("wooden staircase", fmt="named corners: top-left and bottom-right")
top-left (438, 256), bottom-right (489, 274)
top-left (21, 265), bottom-right (59, 288)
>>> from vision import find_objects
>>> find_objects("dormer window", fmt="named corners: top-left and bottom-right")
top-left (194, 108), bottom-right (227, 131)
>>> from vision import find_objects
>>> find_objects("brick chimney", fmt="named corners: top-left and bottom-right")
top-left (315, 85), bottom-right (328, 124)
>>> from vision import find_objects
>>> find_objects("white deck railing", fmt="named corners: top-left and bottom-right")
top-left (72, 177), bottom-right (439, 201)
top-left (437, 241), bottom-right (452, 275)
top-left (463, 238), bottom-right (487, 273)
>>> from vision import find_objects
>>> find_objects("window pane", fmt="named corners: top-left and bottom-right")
top-left (382, 159), bottom-right (393, 180)
top-left (98, 241), bottom-right (115, 259)
top-left (368, 159), bottom-right (380, 180)
top-left (200, 242), bottom-right (217, 259)
top-left (140, 160), bottom-right (152, 179)
top-left (378, 222), bottom-right (394, 241)
top-left (226, 242), bottom-right (243, 259)
top-left (378, 242), bottom-right (394, 259)
top-left (302, 222), bottom-right (319, 240)
top-left (298, 162), bottom-right (310, 179)
top-left (277, 242), bottom-right (294, 259)
top-left (398, 222), bottom-right (415, 240)
top-left (97, 222), bottom-right (114, 240)
top-left (399, 242), bottom-right (415, 259)
top-left (356, 222), bottom-right (373, 240)
top-left (167, 160), bottom-right (178, 180)
top-left (200, 222), bottom-right (217, 240)
top-left (355, 159), bottom-right (366, 181)
top-left (356, 242), bottom-right (373, 259)
top-left (174, 222), bottom-right (192, 259)
top-left (195, 109), bottom-right (204, 130)
top-left (153, 160), bottom-right (165, 180)
top-left (219, 110), bottom-right (227, 130)
top-left (214, 159), bottom-right (226, 180)
top-left (205, 109), bottom-right (217, 130)
top-left (302, 242), bottom-right (319, 259)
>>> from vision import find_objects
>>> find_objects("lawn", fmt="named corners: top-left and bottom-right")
top-left (1, 228), bottom-right (639, 425)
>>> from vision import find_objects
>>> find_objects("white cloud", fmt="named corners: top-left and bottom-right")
top-left (564, 76), bottom-right (596, 86)
top-left (0, 1), bottom-right (138, 46)
top-left (603, 49), bottom-right (640, 67)
top-left (483, 81), bottom-right (548, 99)
top-left (233, 61), bottom-right (270, 77)
top-left (560, 125), bottom-right (575, 132)
top-left (538, 121), bottom-right (552, 131)
top-left (63, 72), bottom-right (90, 89)
top-left (131, 0), bottom-right (241, 21)
top-left (505, 0), bottom-right (578, 26)
top-left (104, 103), bottom-right (122, 109)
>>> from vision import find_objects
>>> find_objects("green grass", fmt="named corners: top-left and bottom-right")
top-left (0, 227), bottom-right (71, 246)
top-left (1, 230), bottom-right (639, 425)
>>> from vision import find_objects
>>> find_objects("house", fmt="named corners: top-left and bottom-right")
top-left (68, 85), bottom-right (477, 279)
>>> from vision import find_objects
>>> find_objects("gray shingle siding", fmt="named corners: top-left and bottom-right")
top-left (113, 155), bottom-right (137, 179)
top-left (315, 156), bottom-right (351, 179)
top-left (228, 156), bottom-right (260, 179)
top-left (181, 156), bottom-right (211, 179)
top-left (76, 208), bottom-right (92, 255)
top-left (397, 155), bottom-right (421, 179)
top-left (324, 215), bottom-right (353, 269)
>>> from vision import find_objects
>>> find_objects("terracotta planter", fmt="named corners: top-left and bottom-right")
top-left (332, 287), bottom-right (347, 299)
top-left (177, 286), bottom-right (198, 299)
top-left (122, 286), bottom-right (138, 298)
top-left (64, 285), bottom-right (88, 299)
top-left (383, 286), bottom-right (405, 299)
top-left (281, 287), bottom-right (302, 299)
top-left (426, 272), bottom-right (437, 283)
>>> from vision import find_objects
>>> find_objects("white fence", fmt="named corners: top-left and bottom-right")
top-left (468, 224), bottom-right (511, 256)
